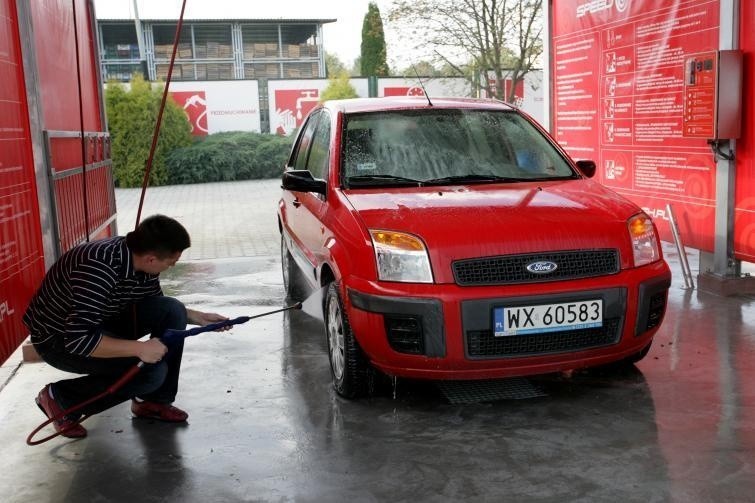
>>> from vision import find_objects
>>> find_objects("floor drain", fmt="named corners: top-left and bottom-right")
top-left (437, 377), bottom-right (547, 404)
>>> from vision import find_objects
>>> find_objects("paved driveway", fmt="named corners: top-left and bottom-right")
top-left (115, 179), bottom-right (281, 260)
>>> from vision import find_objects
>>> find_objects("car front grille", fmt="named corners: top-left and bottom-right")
top-left (452, 249), bottom-right (620, 286)
top-left (466, 318), bottom-right (622, 358)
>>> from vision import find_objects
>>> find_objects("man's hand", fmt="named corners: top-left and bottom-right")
top-left (187, 309), bottom-right (231, 331)
top-left (138, 338), bottom-right (168, 363)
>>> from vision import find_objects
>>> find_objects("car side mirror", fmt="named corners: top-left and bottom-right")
top-left (282, 170), bottom-right (327, 195)
top-left (575, 160), bottom-right (597, 178)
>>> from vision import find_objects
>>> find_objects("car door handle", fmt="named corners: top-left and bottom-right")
top-left (292, 198), bottom-right (302, 208)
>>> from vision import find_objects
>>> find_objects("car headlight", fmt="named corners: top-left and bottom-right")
top-left (628, 213), bottom-right (660, 267)
top-left (370, 230), bottom-right (433, 283)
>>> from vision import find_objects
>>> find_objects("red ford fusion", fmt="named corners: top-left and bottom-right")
top-left (278, 97), bottom-right (671, 398)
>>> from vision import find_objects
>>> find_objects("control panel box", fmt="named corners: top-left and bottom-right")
top-left (683, 50), bottom-right (742, 139)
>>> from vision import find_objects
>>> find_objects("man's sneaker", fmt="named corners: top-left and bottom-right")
top-left (35, 385), bottom-right (87, 438)
top-left (131, 399), bottom-right (188, 422)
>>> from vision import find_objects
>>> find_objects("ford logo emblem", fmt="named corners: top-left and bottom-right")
top-left (526, 261), bottom-right (558, 274)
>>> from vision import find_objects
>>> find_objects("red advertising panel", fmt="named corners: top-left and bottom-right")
top-left (551, 0), bottom-right (720, 252)
top-left (171, 90), bottom-right (209, 135)
top-left (0, 0), bottom-right (46, 362)
top-left (273, 88), bottom-right (320, 135)
top-left (733, 1), bottom-right (755, 262)
top-left (384, 86), bottom-right (426, 97)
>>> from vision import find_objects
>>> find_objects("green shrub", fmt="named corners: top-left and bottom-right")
top-left (105, 74), bottom-right (193, 187)
top-left (165, 131), bottom-right (293, 184)
top-left (320, 71), bottom-right (359, 101)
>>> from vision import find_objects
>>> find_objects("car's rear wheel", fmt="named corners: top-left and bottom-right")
top-left (325, 282), bottom-right (369, 398)
top-left (281, 234), bottom-right (306, 300)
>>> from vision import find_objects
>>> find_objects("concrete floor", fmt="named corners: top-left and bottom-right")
top-left (1, 180), bottom-right (754, 502)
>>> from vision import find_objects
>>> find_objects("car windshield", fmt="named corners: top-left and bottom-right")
top-left (341, 109), bottom-right (577, 188)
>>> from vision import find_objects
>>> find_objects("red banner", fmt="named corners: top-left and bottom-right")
top-left (551, 0), bottom-right (721, 253)
top-left (734, 1), bottom-right (755, 262)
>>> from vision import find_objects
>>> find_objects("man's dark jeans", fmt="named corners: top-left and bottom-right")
top-left (34, 296), bottom-right (187, 417)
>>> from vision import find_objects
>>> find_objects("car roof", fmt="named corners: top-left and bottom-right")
top-left (324, 96), bottom-right (517, 114)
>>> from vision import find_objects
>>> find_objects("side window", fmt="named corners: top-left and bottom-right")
top-left (306, 112), bottom-right (331, 180)
top-left (291, 112), bottom-right (320, 170)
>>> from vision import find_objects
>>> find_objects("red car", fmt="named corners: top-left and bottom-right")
top-left (278, 97), bottom-right (671, 398)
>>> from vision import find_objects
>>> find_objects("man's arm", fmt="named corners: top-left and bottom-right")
top-left (186, 308), bottom-right (230, 330)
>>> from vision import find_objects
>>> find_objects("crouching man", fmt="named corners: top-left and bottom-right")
top-left (24, 214), bottom-right (228, 438)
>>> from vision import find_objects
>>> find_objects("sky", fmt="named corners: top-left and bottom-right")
top-left (93, 0), bottom-right (404, 69)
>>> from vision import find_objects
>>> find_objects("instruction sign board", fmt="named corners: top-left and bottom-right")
top-left (551, 0), bottom-right (720, 252)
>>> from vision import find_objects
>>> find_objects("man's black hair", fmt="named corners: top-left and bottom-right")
top-left (126, 214), bottom-right (191, 258)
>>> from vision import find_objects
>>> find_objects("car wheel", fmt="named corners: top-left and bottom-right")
top-left (281, 234), bottom-right (306, 300)
top-left (325, 282), bottom-right (369, 398)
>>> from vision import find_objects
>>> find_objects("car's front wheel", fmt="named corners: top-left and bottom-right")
top-left (325, 282), bottom-right (369, 398)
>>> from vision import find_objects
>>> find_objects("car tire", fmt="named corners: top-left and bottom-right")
top-left (325, 282), bottom-right (369, 399)
top-left (281, 234), bottom-right (306, 301)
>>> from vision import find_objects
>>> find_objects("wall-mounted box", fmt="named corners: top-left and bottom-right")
top-left (682, 50), bottom-right (742, 140)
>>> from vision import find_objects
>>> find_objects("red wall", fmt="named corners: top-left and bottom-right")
top-left (31, 0), bottom-right (102, 133)
top-left (733, 1), bottom-right (755, 262)
top-left (551, 0), bottom-right (721, 253)
top-left (0, 0), bottom-right (46, 363)
top-left (1, 0), bottom-right (112, 363)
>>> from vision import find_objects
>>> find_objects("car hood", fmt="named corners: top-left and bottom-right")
top-left (343, 179), bottom-right (640, 283)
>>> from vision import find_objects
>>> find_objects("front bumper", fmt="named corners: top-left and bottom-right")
top-left (343, 260), bottom-right (671, 380)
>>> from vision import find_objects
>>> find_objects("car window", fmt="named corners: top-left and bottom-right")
top-left (306, 111), bottom-right (331, 180)
top-left (291, 111), bottom-right (320, 170)
top-left (341, 109), bottom-right (577, 186)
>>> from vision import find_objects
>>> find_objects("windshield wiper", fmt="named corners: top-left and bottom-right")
top-left (422, 174), bottom-right (519, 185)
top-left (347, 174), bottom-right (423, 187)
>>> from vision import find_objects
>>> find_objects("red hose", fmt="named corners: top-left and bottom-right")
top-left (26, 363), bottom-right (144, 445)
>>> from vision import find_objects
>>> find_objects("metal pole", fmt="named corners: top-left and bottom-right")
top-left (134, 0), bottom-right (149, 79)
top-left (666, 204), bottom-right (694, 289)
top-left (711, 0), bottom-right (739, 277)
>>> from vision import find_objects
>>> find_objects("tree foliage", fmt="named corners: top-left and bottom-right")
top-left (164, 132), bottom-right (293, 184)
top-left (104, 74), bottom-right (192, 187)
top-left (320, 72), bottom-right (359, 102)
top-left (325, 52), bottom-right (347, 77)
top-left (360, 2), bottom-right (389, 77)
top-left (389, 0), bottom-right (543, 103)
top-left (397, 60), bottom-right (459, 77)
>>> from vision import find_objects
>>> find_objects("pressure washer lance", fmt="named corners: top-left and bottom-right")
top-left (26, 302), bottom-right (302, 446)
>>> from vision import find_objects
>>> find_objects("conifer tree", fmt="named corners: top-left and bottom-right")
top-left (360, 2), bottom-right (389, 77)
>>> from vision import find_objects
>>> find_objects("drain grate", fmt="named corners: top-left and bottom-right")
top-left (437, 377), bottom-right (547, 404)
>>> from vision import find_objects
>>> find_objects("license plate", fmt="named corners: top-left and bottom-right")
top-left (494, 300), bottom-right (603, 336)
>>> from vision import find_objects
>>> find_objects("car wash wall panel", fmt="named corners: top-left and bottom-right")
top-left (0, 0), bottom-right (46, 363)
top-left (550, 0), bottom-right (729, 253)
top-left (733, 0), bottom-right (755, 262)
top-left (29, 0), bottom-right (115, 252)
top-left (0, 0), bottom-right (115, 364)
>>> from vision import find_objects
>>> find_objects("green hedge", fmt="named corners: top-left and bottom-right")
top-left (105, 75), bottom-right (193, 187)
top-left (164, 131), bottom-right (294, 184)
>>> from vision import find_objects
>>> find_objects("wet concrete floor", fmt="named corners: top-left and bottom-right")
top-left (0, 179), bottom-right (753, 501)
